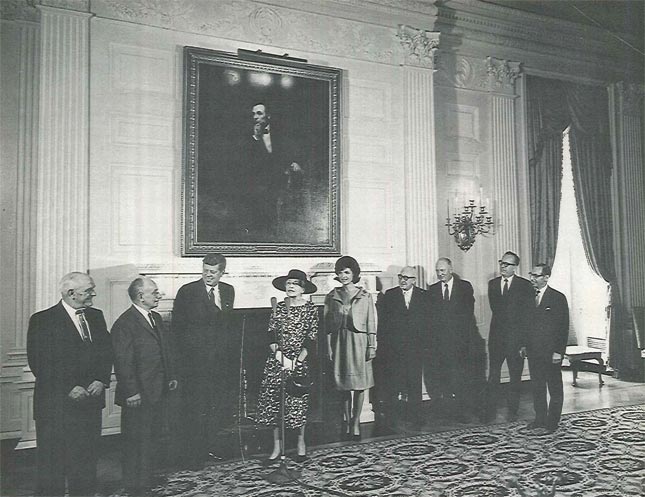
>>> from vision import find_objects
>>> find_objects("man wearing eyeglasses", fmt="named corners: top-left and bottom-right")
top-left (376, 266), bottom-right (430, 427)
top-left (484, 251), bottom-right (534, 422)
top-left (521, 263), bottom-right (569, 434)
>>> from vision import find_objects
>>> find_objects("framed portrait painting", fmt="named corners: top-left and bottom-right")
top-left (182, 47), bottom-right (341, 256)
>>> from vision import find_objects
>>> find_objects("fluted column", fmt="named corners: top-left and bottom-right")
top-left (487, 57), bottom-right (522, 257)
top-left (612, 82), bottom-right (645, 308)
top-left (397, 26), bottom-right (440, 286)
top-left (13, 22), bottom-right (40, 351)
top-left (35, 6), bottom-right (92, 309)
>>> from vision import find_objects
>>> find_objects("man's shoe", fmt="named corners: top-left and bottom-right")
top-left (526, 421), bottom-right (545, 430)
top-left (506, 412), bottom-right (518, 423)
top-left (544, 424), bottom-right (558, 434)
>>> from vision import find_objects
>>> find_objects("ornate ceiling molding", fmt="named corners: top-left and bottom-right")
top-left (94, 0), bottom-right (401, 65)
top-left (397, 25), bottom-right (440, 69)
top-left (435, 0), bottom-right (639, 80)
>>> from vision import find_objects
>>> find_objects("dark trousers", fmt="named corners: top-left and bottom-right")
top-left (35, 408), bottom-right (101, 496)
top-left (528, 357), bottom-right (564, 428)
top-left (429, 356), bottom-right (468, 413)
top-left (486, 346), bottom-right (524, 415)
top-left (378, 352), bottom-right (423, 421)
top-left (121, 401), bottom-right (164, 491)
top-left (181, 376), bottom-right (235, 462)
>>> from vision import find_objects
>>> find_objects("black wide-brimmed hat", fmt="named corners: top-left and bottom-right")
top-left (272, 269), bottom-right (317, 294)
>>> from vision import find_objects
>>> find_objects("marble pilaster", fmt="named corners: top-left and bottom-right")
top-left (487, 57), bottom-right (522, 258)
top-left (612, 82), bottom-right (645, 308)
top-left (35, 6), bottom-right (92, 309)
top-left (13, 21), bottom-right (40, 352)
top-left (397, 25), bottom-right (440, 285)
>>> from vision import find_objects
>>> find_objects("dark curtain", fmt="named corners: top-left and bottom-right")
top-left (565, 83), bottom-right (625, 373)
top-left (526, 77), bottom-right (570, 266)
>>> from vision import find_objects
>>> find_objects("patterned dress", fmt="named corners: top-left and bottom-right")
top-left (255, 300), bottom-right (318, 429)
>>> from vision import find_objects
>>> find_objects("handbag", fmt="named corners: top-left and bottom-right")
top-left (286, 373), bottom-right (313, 397)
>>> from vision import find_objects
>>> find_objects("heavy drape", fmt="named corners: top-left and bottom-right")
top-left (527, 76), bottom-right (625, 372)
top-left (526, 77), bottom-right (569, 265)
top-left (565, 83), bottom-right (625, 373)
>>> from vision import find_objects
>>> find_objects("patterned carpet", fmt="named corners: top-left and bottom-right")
top-left (149, 404), bottom-right (645, 497)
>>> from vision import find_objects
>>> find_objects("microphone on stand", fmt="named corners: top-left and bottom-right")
top-left (271, 296), bottom-right (278, 317)
top-left (284, 296), bottom-right (291, 311)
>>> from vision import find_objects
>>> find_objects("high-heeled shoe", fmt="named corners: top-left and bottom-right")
top-left (340, 420), bottom-right (351, 440)
top-left (261, 454), bottom-right (280, 467)
top-left (293, 452), bottom-right (308, 463)
top-left (351, 424), bottom-right (361, 441)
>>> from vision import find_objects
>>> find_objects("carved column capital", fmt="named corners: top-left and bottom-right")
top-left (617, 81), bottom-right (644, 115)
top-left (486, 56), bottom-right (521, 96)
top-left (397, 25), bottom-right (440, 69)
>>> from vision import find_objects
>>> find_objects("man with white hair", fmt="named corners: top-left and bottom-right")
top-left (27, 272), bottom-right (113, 496)
top-left (376, 265), bottom-right (430, 427)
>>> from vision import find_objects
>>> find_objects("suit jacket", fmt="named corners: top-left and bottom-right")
top-left (112, 306), bottom-right (176, 407)
top-left (427, 276), bottom-right (476, 363)
top-left (523, 286), bottom-right (569, 361)
top-left (377, 286), bottom-right (430, 360)
top-left (488, 275), bottom-right (534, 355)
top-left (171, 279), bottom-right (235, 380)
top-left (324, 287), bottom-right (376, 335)
top-left (27, 302), bottom-right (113, 420)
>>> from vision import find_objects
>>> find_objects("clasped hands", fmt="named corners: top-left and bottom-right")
top-left (274, 350), bottom-right (299, 371)
top-left (69, 380), bottom-right (105, 402)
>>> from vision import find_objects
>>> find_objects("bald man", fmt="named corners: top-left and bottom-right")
top-left (427, 258), bottom-right (476, 422)
top-left (27, 272), bottom-right (113, 496)
top-left (376, 266), bottom-right (430, 425)
top-left (112, 277), bottom-right (178, 495)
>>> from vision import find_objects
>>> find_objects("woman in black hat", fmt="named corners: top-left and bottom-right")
top-left (324, 256), bottom-right (377, 440)
top-left (256, 269), bottom-right (318, 463)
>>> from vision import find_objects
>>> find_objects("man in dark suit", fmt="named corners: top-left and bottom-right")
top-left (485, 251), bottom-right (534, 422)
top-left (172, 253), bottom-right (235, 464)
top-left (376, 266), bottom-right (430, 426)
top-left (427, 258), bottom-right (477, 421)
top-left (522, 263), bottom-right (570, 434)
top-left (112, 277), bottom-right (178, 495)
top-left (242, 102), bottom-right (305, 239)
top-left (27, 272), bottom-right (113, 496)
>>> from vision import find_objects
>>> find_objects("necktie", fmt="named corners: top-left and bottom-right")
top-left (502, 278), bottom-right (509, 296)
top-left (443, 283), bottom-right (449, 301)
top-left (208, 287), bottom-right (215, 304)
top-left (75, 309), bottom-right (91, 342)
top-left (535, 289), bottom-right (541, 306)
top-left (148, 312), bottom-right (160, 337)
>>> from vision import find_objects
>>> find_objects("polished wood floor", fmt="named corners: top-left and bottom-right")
top-left (2, 372), bottom-right (644, 496)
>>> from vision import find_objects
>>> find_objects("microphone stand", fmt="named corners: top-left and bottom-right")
top-left (265, 297), bottom-right (302, 484)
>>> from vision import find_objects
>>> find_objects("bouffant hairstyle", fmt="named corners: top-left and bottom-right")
top-left (334, 255), bottom-right (361, 284)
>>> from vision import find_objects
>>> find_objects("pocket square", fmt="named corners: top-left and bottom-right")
top-left (545, 307), bottom-right (551, 311)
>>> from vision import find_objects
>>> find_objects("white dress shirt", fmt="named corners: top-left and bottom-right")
top-left (61, 299), bottom-right (92, 341)
top-left (501, 274), bottom-right (515, 294)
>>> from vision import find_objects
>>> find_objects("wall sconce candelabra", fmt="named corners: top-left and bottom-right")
top-left (445, 199), bottom-right (494, 251)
